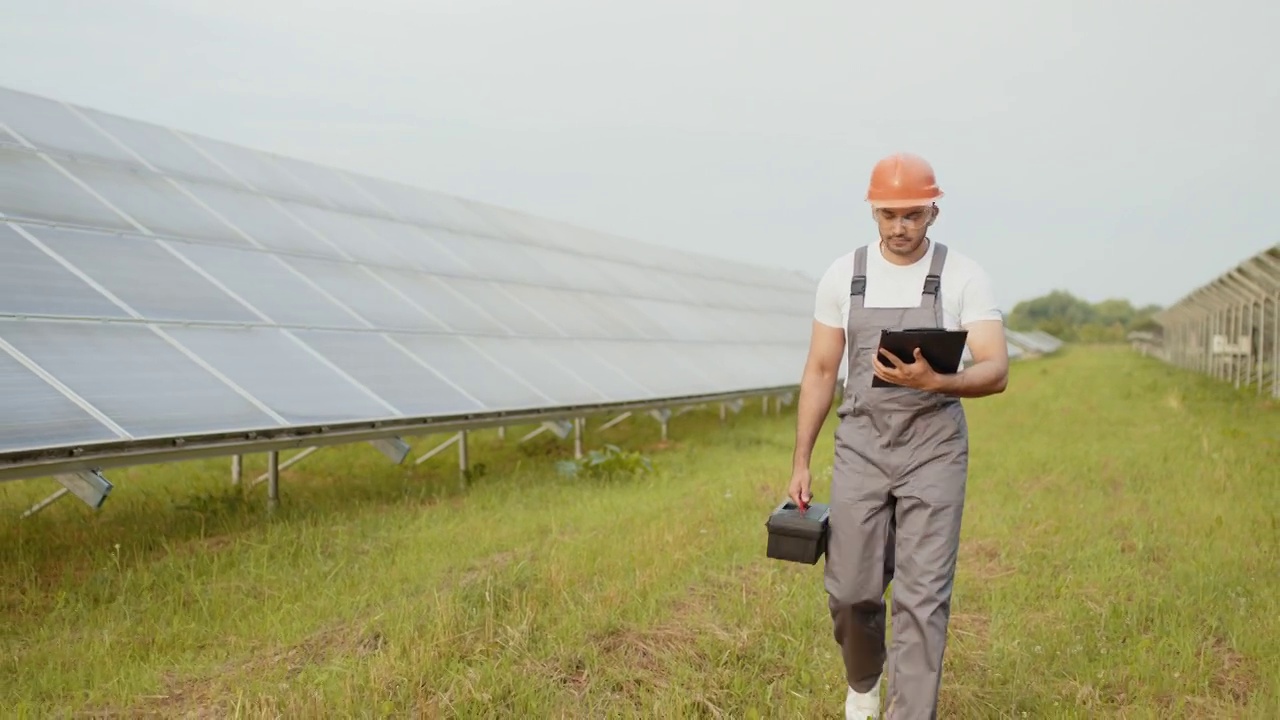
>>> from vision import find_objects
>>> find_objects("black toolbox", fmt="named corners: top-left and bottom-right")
top-left (765, 500), bottom-right (830, 564)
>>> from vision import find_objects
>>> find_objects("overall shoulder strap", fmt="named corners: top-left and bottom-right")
top-left (920, 241), bottom-right (947, 305)
top-left (849, 246), bottom-right (868, 307)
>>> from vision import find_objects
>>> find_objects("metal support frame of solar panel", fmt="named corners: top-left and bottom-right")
top-left (1154, 245), bottom-right (1280, 397)
top-left (0, 85), bottom-right (814, 486)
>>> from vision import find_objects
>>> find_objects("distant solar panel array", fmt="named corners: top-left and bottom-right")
top-left (1006, 330), bottom-right (1064, 356)
top-left (1153, 244), bottom-right (1279, 397)
top-left (0, 86), bottom-right (815, 483)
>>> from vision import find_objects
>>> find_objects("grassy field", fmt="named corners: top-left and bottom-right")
top-left (1, 345), bottom-right (1277, 718)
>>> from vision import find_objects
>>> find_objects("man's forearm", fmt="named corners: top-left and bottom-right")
top-left (929, 359), bottom-right (1008, 398)
top-left (793, 369), bottom-right (837, 471)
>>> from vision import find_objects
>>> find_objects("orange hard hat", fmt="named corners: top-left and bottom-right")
top-left (865, 153), bottom-right (943, 208)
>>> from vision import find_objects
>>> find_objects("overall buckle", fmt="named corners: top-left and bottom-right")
top-left (922, 274), bottom-right (940, 295)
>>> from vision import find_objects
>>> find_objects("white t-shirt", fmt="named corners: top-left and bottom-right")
top-left (813, 239), bottom-right (1002, 331)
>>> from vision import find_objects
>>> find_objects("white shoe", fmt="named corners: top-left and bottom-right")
top-left (845, 678), bottom-right (880, 719)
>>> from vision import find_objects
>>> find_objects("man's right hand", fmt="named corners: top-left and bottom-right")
top-left (788, 467), bottom-right (813, 510)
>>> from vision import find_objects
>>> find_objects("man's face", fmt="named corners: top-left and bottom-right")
top-left (872, 204), bottom-right (936, 257)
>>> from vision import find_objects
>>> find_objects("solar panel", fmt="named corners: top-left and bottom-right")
top-left (1006, 329), bottom-right (1064, 355)
top-left (1025, 330), bottom-right (1064, 353)
top-left (0, 85), bottom-right (814, 482)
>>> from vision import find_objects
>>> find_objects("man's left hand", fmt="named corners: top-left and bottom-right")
top-left (873, 348), bottom-right (941, 391)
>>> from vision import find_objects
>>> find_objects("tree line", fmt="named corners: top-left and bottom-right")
top-left (1005, 290), bottom-right (1162, 343)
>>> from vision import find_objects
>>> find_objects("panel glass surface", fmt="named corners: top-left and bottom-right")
top-left (762, 285), bottom-right (810, 313)
top-left (747, 312), bottom-right (797, 345)
top-left (459, 202), bottom-right (540, 244)
top-left (292, 330), bottom-right (484, 417)
top-left (586, 294), bottom-right (669, 339)
top-left (693, 307), bottom-right (754, 343)
top-left (0, 87), bottom-right (138, 165)
top-left (587, 257), bottom-right (675, 300)
top-left (426, 230), bottom-right (545, 285)
top-left (183, 134), bottom-right (319, 201)
top-left (67, 160), bottom-right (244, 244)
top-left (170, 242), bottom-right (364, 328)
top-left (354, 177), bottom-right (495, 235)
top-left (29, 226), bottom-right (260, 324)
top-left (684, 343), bottom-right (775, 390)
top-left (0, 147), bottom-right (133, 230)
top-left (367, 219), bottom-right (476, 277)
top-left (368, 269), bottom-right (509, 335)
top-left (79, 108), bottom-right (241, 183)
top-left (391, 333), bottom-right (549, 411)
top-left (515, 244), bottom-right (608, 292)
top-left (178, 180), bottom-right (340, 255)
top-left (1, 320), bottom-right (281, 439)
top-left (590, 234), bottom-right (667, 272)
top-left (460, 336), bottom-right (607, 406)
top-left (0, 224), bottom-right (129, 319)
top-left (762, 344), bottom-right (804, 382)
top-left (426, 193), bottom-right (502, 237)
top-left (544, 340), bottom-right (652, 401)
top-left (689, 277), bottom-right (747, 308)
top-left (582, 341), bottom-right (716, 398)
top-left (0, 340), bottom-right (122, 452)
top-left (269, 158), bottom-right (385, 216)
top-left (510, 214), bottom-right (583, 250)
top-left (439, 277), bottom-right (561, 337)
top-left (283, 202), bottom-right (414, 268)
top-left (622, 297), bottom-right (713, 341)
top-left (282, 256), bottom-right (448, 331)
top-left (163, 325), bottom-right (396, 424)
top-left (651, 271), bottom-right (708, 305)
top-left (499, 285), bottom-right (626, 339)
top-left (545, 218), bottom-right (634, 258)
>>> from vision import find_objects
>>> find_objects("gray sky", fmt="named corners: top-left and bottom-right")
top-left (3, 0), bottom-right (1277, 311)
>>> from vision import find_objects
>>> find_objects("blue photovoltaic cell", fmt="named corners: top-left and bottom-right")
top-left (541, 340), bottom-right (652, 401)
top-left (0, 147), bottom-right (133, 230)
top-left (77, 107), bottom-right (241, 183)
top-left (0, 320), bottom-right (280, 439)
top-left (178, 180), bottom-right (333, 254)
top-left (0, 224), bottom-right (129, 319)
top-left (161, 325), bottom-right (396, 424)
top-left (66, 159), bottom-right (236, 243)
top-left (437, 276), bottom-right (560, 337)
top-left (0, 86), bottom-right (137, 164)
top-left (26, 225), bottom-right (260, 324)
top-left (282, 255), bottom-right (450, 332)
top-left (391, 333), bottom-right (549, 411)
top-left (0, 340), bottom-right (121, 452)
top-left (466, 336), bottom-right (609, 406)
top-left (169, 242), bottom-right (365, 329)
top-left (369, 268), bottom-right (509, 336)
top-left (292, 330), bottom-right (484, 417)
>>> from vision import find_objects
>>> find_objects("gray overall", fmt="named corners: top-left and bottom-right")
top-left (824, 241), bottom-right (968, 719)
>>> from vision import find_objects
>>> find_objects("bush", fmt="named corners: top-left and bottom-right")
top-left (555, 444), bottom-right (654, 480)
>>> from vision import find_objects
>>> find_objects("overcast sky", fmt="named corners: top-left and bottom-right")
top-left (3, 0), bottom-right (1277, 311)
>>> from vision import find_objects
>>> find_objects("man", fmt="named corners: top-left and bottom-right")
top-left (788, 153), bottom-right (1009, 719)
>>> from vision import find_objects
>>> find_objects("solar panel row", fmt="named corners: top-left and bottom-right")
top-left (1006, 329), bottom-right (1063, 355)
top-left (0, 86), bottom-right (814, 478)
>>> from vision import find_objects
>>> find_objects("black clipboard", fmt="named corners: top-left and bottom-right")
top-left (872, 327), bottom-right (968, 388)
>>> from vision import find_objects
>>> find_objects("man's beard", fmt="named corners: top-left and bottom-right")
top-left (882, 235), bottom-right (924, 255)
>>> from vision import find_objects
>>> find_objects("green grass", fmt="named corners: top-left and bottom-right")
top-left (1, 345), bottom-right (1277, 718)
